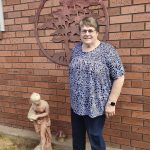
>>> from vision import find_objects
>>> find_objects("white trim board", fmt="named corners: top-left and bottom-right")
top-left (0, 0), bottom-right (5, 31)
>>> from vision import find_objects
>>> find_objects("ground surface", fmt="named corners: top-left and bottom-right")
top-left (0, 134), bottom-right (67, 150)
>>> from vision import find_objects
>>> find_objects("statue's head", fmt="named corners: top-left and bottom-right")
top-left (30, 92), bottom-right (41, 105)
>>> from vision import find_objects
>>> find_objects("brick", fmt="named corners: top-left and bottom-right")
top-left (104, 128), bottom-right (121, 137)
top-left (110, 0), bottom-right (132, 7)
top-left (0, 51), bottom-right (12, 56)
top-left (22, 24), bottom-right (34, 31)
top-left (109, 32), bottom-right (130, 40)
top-left (133, 0), bottom-right (150, 4)
top-left (109, 115), bottom-right (121, 123)
top-left (124, 64), bottom-right (131, 72)
top-left (18, 57), bottom-right (32, 63)
top-left (121, 131), bottom-right (142, 140)
top-left (57, 77), bottom-right (68, 83)
top-left (110, 15), bottom-right (132, 24)
top-left (44, 0), bottom-right (60, 7)
top-left (57, 89), bottom-right (69, 96)
top-left (144, 104), bottom-right (150, 112)
top-left (121, 145), bottom-right (141, 150)
top-left (126, 72), bottom-right (143, 80)
top-left (146, 4), bottom-right (150, 12)
top-left (132, 31), bottom-right (150, 39)
top-left (109, 24), bottom-right (121, 33)
top-left (111, 136), bottom-right (130, 145)
top-left (21, 0), bottom-right (35, 3)
top-left (132, 126), bottom-right (150, 135)
top-left (6, 0), bottom-right (21, 5)
top-left (7, 11), bottom-right (21, 18)
top-left (24, 37), bottom-right (36, 43)
top-left (132, 96), bottom-right (150, 104)
top-left (143, 134), bottom-right (150, 142)
top-left (119, 102), bottom-right (143, 111)
top-left (121, 23), bottom-right (145, 31)
top-left (47, 43), bottom-right (63, 50)
top-left (123, 80), bottom-right (131, 87)
top-left (144, 120), bottom-right (150, 127)
top-left (132, 81), bottom-right (150, 88)
top-left (133, 13), bottom-right (150, 22)
top-left (117, 48), bottom-right (130, 56)
top-left (14, 4), bottom-right (28, 11)
top-left (12, 63), bottom-right (26, 69)
top-left (33, 57), bottom-right (48, 63)
top-left (49, 95), bottom-right (65, 102)
top-left (131, 140), bottom-right (150, 150)
top-left (144, 73), bottom-right (150, 80)
top-left (48, 83), bottom-right (65, 90)
top-left (3, 32), bottom-right (16, 38)
top-left (132, 111), bottom-right (150, 119)
top-left (144, 39), bottom-right (150, 47)
top-left (121, 5), bottom-right (145, 14)
top-left (58, 115), bottom-right (70, 122)
top-left (16, 31), bottom-right (30, 37)
top-left (146, 22), bottom-right (150, 30)
top-left (22, 10), bottom-right (36, 17)
top-left (131, 48), bottom-right (150, 55)
top-left (26, 50), bottom-right (39, 56)
top-left (143, 89), bottom-right (150, 96)
top-left (28, 2), bottom-right (40, 9)
top-left (34, 82), bottom-right (49, 88)
top-left (121, 39), bottom-right (143, 48)
top-left (3, 6), bottom-right (14, 12)
top-left (5, 19), bottom-right (15, 25)
top-left (17, 44), bottom-right (31, 50)
top-left (122, 117), bottom-right (143, 126)
top-left (122, 88), bottom-right (142, 95)
top-left (41, 8), bottom-right (52, 15)
top-left (122, 57), bottom-right (142, 63)
top-left (48, 70), bottom-right (64, 76)
top-left (131, 64), bottom-right (150, 72)
top-left (6, 25), bottom-right (22, 32)
top-left (118, 95), bottom-right (131, 102)
top-left (108, 7), bottom-right (121, 16)
top-left (116, 109), bottom-right (132, 117)
top-left (143, 56), bottom-right (150, 64)
top-left (15, 17), bottom-right (29, 24)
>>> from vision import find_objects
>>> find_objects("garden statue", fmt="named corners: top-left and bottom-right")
top-left (28, 92), bottom-right (52, 150)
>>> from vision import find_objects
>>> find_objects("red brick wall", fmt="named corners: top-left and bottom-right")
top-left (0, 0), bottom-right (150, 149)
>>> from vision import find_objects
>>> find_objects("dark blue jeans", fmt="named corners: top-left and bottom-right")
top-left (71, 109), bottom-right (106, 150)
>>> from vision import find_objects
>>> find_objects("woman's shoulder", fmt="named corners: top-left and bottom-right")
top-left (101, 41), bottom-right (115, 49)
top-left (72, 42), bottom-right (82, 50)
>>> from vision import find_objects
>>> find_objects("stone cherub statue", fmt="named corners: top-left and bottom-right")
top-left (28, 92), bottom-right (52, 150)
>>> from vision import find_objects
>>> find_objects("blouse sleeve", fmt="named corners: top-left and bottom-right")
top-left (106, 44), bottom-right (125, 80)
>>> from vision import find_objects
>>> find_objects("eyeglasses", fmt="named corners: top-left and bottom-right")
top-left (81, 29), bottom-right (96, 34)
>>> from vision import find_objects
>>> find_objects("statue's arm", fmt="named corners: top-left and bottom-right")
top-left (27, 105), bottom-right (36, 121)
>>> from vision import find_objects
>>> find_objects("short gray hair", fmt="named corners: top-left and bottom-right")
top-left (79, 17), bottom-right (99, 32)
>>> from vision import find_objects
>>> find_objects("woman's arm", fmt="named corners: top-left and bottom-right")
top-left (105, 75), bottom-right (125, 118)
top-left (108, 75), bottom-right (125, 103)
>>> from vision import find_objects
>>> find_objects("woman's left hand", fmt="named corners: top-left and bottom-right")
top-left (105, 103), bottom-right (116, 118)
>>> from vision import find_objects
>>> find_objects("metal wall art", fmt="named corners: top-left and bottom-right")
top-left (35, 0), bottom-right (109, 66)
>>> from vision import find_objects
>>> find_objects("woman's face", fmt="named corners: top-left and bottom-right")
top-left (80, 25), bottom-right (98, 46)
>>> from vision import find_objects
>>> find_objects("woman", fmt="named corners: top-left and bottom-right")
top-left (28, 92), bottom-right (52, 150)
top-left (69, 17), bottom-right (125, 150)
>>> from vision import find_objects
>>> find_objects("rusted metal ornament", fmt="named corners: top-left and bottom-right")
top-left (35, 0), bottom-right (109, 66)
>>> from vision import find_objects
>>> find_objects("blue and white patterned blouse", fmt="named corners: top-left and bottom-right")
top-left (69, 42), bottom-right (125, 118)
